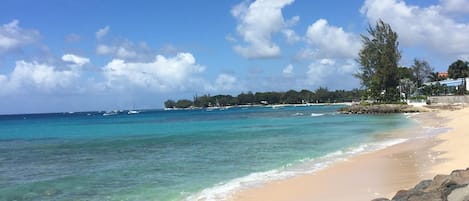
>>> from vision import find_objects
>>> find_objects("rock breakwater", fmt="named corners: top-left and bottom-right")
top-left (372, 168), bottom-right (469, 201)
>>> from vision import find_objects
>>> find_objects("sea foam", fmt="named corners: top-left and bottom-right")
top-left (184, 138), bottom-right (408, 201)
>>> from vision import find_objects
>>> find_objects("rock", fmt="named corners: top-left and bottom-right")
top-left (338, 104), bottom-right (425, 114)
top-left (372, 168), bottom-right (469, 201)
top-left (447, 185), bottom-right (469, 201)
top-left (372, 198), bottom-right (391, 201)
top-left (414, 180), bottom-right (432, 191)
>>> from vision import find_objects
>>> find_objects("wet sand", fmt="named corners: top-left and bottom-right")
top-left (230, 107), bottom-right (469, 201)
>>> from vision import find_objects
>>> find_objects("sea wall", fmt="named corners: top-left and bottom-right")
top-left (372, 168), bottom-right (469, 201)
top-left (428, 96), bottom-right (469, 105)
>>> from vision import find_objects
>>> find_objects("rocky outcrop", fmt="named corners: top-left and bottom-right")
top-left (372, 168), bottom-right (469, 201)
top-left (339, 104), bottom-right (428, 114)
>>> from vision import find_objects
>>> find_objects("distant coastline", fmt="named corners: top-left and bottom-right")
top-left (164, 88), bottom-right (363, 109)
top-left (163, 102), bottom-right (354, 111)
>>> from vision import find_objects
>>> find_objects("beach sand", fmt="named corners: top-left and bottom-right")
top-left (230, 107), bottom-right (469, 201)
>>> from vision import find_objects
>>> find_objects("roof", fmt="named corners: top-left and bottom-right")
top-left (424, 78), bottom-right (466, 87)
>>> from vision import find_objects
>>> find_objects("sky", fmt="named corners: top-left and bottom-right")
top-left (1, 0), bottom-right (469, 114)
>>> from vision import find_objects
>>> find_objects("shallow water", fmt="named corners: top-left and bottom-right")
top-left (0, 105), bottom-right (413, 201)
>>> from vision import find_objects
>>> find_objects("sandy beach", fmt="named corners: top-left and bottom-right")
top-left (230, 106), bottom-right (469, 201)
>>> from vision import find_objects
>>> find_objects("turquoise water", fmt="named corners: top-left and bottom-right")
top-left (0, 105), bottom-right (413, 201)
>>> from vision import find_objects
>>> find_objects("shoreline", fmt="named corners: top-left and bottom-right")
top-left (226, 107), bottom-right (468, 201)
top-left (164, 102), bottom-right (353, 111)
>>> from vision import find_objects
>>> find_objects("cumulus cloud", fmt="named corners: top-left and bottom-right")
top-left (305, 19), bottom-right (361, 59)
top-left (96, 40), bottom-right (154, 61)
top-left (205, 73), bottom-right (238, 91)
top-left (0, 20), bottom-right (40, 53)
top-left (282, 29), bottom-right (300, 44)
top-left (291, 18), bottom-right (361, 89)
top-left (103, 53), bottom-right (205, 91)
top-left (440, 0), bottom-right (469, 13)
top-left (62, 54), bottom-right (90, 66)
top-left (96, 26), bottom-right (110, 40)
top-left (361, 0), bottom-right (469, 59)
top-left (231, 0), bottom-right (296, 59)
top-left (0, 60), bottom-right (81, 94)
top-left (305, 59), bottom-right (359, 88)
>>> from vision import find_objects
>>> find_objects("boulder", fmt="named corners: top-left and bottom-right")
top-left (372, 168), bottom-right (469, 201)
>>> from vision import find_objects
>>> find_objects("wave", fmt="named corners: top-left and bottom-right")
top-left (184, 138), bottom-right (408, 201)
top-left (293, 112), bottom-right (304, 116)
top-left (310, 113), bottom-right (325, 117)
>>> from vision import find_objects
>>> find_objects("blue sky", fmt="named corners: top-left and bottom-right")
top-left (1, 0), bottom-right (469, 114)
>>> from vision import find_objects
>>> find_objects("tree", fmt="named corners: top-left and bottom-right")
top-left (355, 20), bottom-right (401, 102)
top-left (428, 72), bottom-right (442, 82)
top-left (164, 100), bottom-right (176, 108)
top-left (314, 87), bottom-right (330, 103)
top-left (283, 90), bottom-right (300, 104)
top-left (237, 92), bottom-right (255, 105)
top-left (399, 78), bottom-right (416, 100)
top-left (411, 59), bottom-right (433, 87)
top-left (193, 94), bottom-right (211, 107)
top-left (299, 89), bottom-right (314, 103)
top-left (448, 60), bottom-right (469, 79)
top-left (398, 66), bottom-right (414, 80)
top-left (175, 99), bottom-right (193, 108)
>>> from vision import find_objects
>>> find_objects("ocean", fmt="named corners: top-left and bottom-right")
top-left (0, 105), bottom-right (414, 201)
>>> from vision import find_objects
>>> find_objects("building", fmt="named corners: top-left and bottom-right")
top-left (423, 78), bottom-right (469, 92)
top-left (438, 72), bottom-right (448, 79)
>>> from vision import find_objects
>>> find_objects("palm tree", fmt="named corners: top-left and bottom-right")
top-left (427, 72), bottom-right (441, 82)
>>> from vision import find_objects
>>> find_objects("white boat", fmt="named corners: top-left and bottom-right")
top-left (127, 110), bottom-right (140, 115)
top-left (103, 110), bottom-right (118, 116)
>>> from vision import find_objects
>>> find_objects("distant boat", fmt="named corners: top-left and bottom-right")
top-left (103, 110), bottom-right (118, 116)
top-left (127, 110), bottom-right (140, 115)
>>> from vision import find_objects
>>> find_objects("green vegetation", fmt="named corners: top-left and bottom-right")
top-left (355, 20), bottom-right (401, 102)
top-left (164, 88), bottom-right (365, 109)
top-left (448, 60), bottom-right (469, 79)
top-left (419, 59), bottom-right (469, 96)
top-left (396, 59), bottom-right (434, 99)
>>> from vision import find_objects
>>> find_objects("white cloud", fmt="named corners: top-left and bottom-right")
top-left (96, 40), bottom-right (153, 61)
top-left (305, 59), bottom-right (359, 88)
top-left (0, 60), bottom-right (81, 94)
top-left (440, 0), bottom-right (469, 13)
top-left (0, 20), bottom-right (39, 53)
top-left (285, 16), bottom-right (300, 27)
top-left (306, 59), bottom-right (334, 85)
top-left (206, 73), bottom-right (238, 91)
top-left (96, 26), bottom-right (110, 40)
top-left (282, 29), bottom-right (300, 44)
top-left (103, 53), bottom-right (205, 91)
top-left (297, 19), bottom-right (360, 89)
top-left (305, 19), bottom-right (361, 59)
top-left (116, 46), bottom-right (137, 58)
top-left (361, 0), bottom-right (469, 58)
top-left (341, 59), bottom-right (358, 73)
top-left (282, 64), bottom-right (294, 76)
top-left (231, 0), bottom-right (295, 59)
top-left (62, 54), bottom-right (90, 66)
top-left (319, 58), bottom-right (336, 65)
top-left (96, 44), bottom-right (113, 55)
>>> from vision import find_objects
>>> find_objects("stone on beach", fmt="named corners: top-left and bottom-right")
top-left (339, 104), bottom-right (430, 114)
top-left (372, 168), bottom-right (469, 201)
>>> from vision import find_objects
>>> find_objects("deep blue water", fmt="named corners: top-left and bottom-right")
top-left (0, 105), bottom-right (413, 201)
